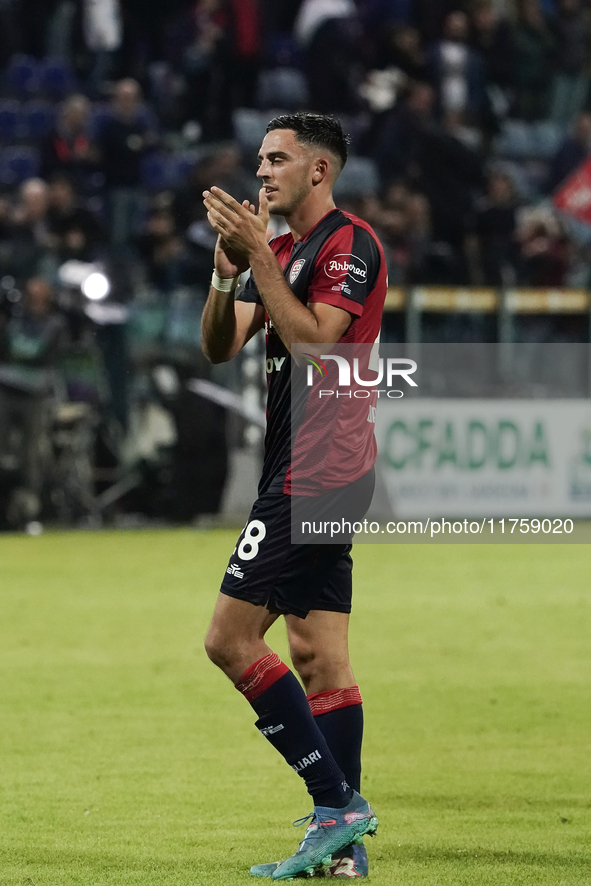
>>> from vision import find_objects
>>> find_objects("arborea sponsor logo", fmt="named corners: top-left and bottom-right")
top-left (324, 254), bottom-right (367, 283)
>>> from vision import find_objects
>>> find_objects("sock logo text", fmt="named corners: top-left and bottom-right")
top-left (292, 750), bottom-right (322, 772)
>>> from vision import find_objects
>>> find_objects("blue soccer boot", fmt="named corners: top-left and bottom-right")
top-left (250, 842), bottom-right (369, 878)
top-left (270, 791), bottom-right (377, 880)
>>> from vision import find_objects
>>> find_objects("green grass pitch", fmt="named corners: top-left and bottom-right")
top-left (1, 529), bottom-right (590, 885)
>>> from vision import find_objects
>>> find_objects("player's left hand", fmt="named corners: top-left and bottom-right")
top-left (203, 186), bottom-right (269, 258)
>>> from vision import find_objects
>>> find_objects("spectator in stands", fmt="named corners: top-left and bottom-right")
top-left (294, 0), bottom-right (363, 113)
top-left (380, 205), bottom-right (413, 284)
top-left (173, 144), bottom-right (257, 290)
top-left (443, 108), bottom-right (483, 151)
top-left (511, 0), bottom-right (554, 120)
top-left (545, 111), bottom-right (591, 193)
top-left (171, 146), bottom-right (254, 291)
top-left (121, 0), bottom-right (183, 78)
top-left (4, 179), bottom-right (53, 282)
top-left (548, 0), bottom-right (590, 126)
top-left (470, 170), bottom-right (519, 285)
top-left (471, 2), bottom-right (514, 89)
top-left (350, 193), bottom-right (384, 230)
top-left (5, 276), bottom-right (66, 368)
top-left (137, 205), bottom-right (185, 294)
top-left (82, 0), bottom-right (123, 96)
top-left (180, 201), bottom-right (218, 292)
top-left (46, 174), bottom-right (105, 263)
top-left (372, 81), bottom-right (437, 184)
top-left (170, 0), bottom-right (232, 139)
top-left (41, 95), bottom-right (99, 195)
top-left (427, 11), bottom-right (487, 127)
top-left (406, 191), bottom-right (467, 284)
top-left (374, 25), bottom-right (428, 81)
top-left (383, 179), bottom-right (411, 211)
top-left (470, 1), bottom-right (515, 123)
top-left (516, 208), bottom-right (570, 286)
top-left (174, 143), bottom-right (255, 232)
top-left (98, 78), bottom-right (158, 249)
top-left (373, 80), bottom-right (483, 272)
top-left (226, 0), bottom-right (263, 111)
top-left (351, 187), bottom-right (411, 283)
top-left (2, 275), bottom-right (67, 519)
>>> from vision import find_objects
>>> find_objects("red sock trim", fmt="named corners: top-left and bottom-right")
top-left (235, 653), bottom-right (289, 703)
top-left (307, 686), bottom-right (363, 716)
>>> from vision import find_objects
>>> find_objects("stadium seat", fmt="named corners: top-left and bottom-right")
top-left (0, 100), bottom-right (21, 141)
top-left (140, 153), bottom-right (170, 191)
top-left (233, 108), bottom-right (269, 154)
top-left (6, 55), bottom-right (38, 98)
top-left (257, 68), bottom-right (308, 110)
top-left (38, 57), bottom-right (75, 100)
top-left (22, 101), bottom-right (56, 141)
top-left (333, 156), bottom-right (379, 198)
top-left (0, 146), bottom-right (40, 185)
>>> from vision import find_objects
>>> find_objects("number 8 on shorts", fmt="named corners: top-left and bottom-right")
top-left (237, 520), bottom-right (266, 561)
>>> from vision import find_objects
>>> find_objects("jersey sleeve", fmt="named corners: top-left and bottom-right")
top-left (308, 223), bottom-right (382, 317)
top-left (236, 270), bottom-right (261, 304)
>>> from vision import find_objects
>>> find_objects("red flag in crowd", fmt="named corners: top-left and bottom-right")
top-left (553, 155), bottom-right (591, 225)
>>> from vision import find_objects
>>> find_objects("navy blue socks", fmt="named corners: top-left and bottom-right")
top-left (308, 687), bottom-right (364, 792)
top-left (235, 654), bottom-right (353, 808)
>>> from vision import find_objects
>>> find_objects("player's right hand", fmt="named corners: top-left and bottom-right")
top-left (213, 199), bottom-right (256, 278)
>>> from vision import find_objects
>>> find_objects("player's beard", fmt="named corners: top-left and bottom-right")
top-left (268, 176), bottom-right (311, 218)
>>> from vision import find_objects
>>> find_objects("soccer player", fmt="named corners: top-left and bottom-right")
top-left (201, 113), bottom-right (387, 880)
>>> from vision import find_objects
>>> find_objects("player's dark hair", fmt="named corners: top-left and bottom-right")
top-left (265, 113), bottom-right (350, 169)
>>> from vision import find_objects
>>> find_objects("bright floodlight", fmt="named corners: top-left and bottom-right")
top-left (81, 272), bottom-right (110, 301)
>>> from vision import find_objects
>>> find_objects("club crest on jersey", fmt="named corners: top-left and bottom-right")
top-left (324, 254), bottom-right (367, 283)
top-left (290, 259), bottom-right (306, 284)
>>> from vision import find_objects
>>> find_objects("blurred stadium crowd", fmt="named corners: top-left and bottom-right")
top-left (0, 0), bottom-right (591, 529)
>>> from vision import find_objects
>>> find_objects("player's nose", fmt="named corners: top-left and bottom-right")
top-left (257, 159), bottom-right (271, 179)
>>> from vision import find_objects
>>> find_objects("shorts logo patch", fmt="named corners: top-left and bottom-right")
top-left (226, 562), bottom-right (245, 579)
top-left (324, 254), bottom-right (367, 283)
top-left (290, 259), bottom-right (306, 284)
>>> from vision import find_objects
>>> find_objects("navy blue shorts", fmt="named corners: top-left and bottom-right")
top-left (219, 470), bottom-right (374, 619)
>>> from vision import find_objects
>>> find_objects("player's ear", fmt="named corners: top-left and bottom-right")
top-left (312, 157), bottom-right (329, 185)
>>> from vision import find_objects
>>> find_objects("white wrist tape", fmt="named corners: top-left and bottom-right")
top-left (211, 270), bottom-right (239, 292)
